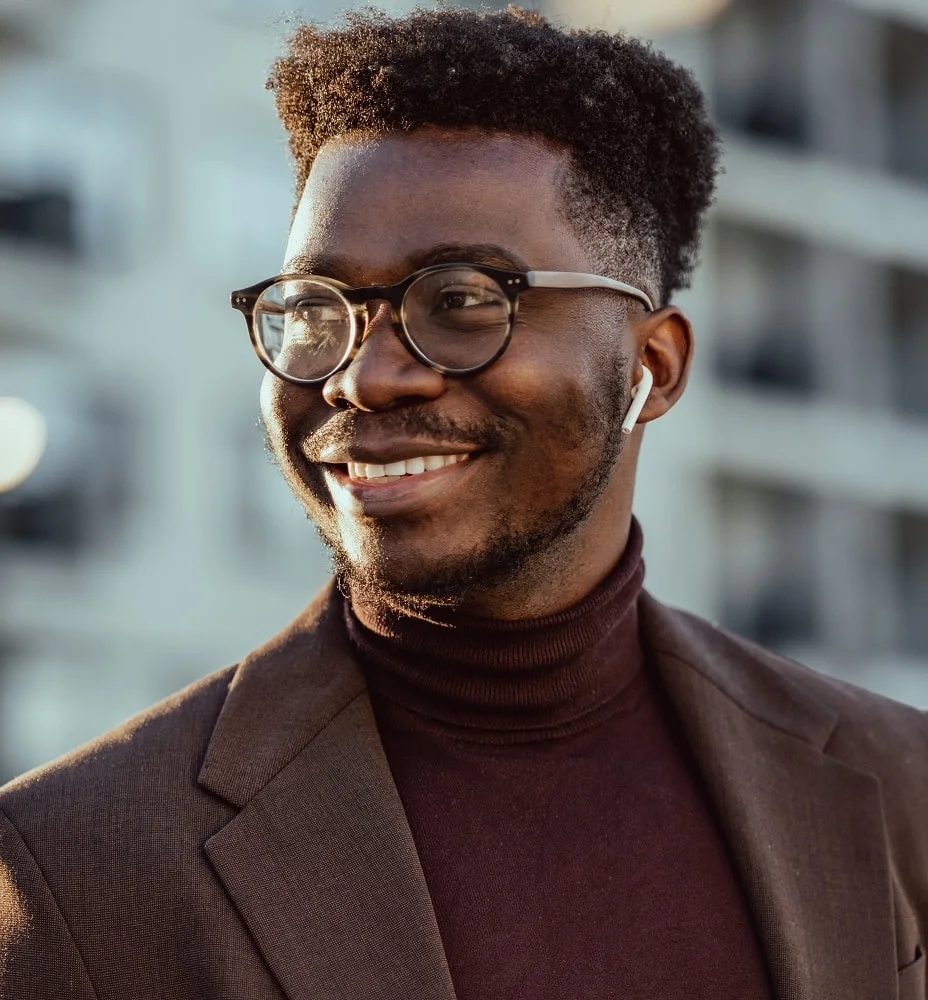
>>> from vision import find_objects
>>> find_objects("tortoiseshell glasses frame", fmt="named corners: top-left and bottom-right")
top-left (230, 262), bottom-right (654, 386)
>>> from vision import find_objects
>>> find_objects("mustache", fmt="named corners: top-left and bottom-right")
top-left (298, 407), bottom-right (510, 461)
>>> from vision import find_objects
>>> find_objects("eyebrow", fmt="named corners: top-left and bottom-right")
top-left (281, 243), bottom-right (531, 281)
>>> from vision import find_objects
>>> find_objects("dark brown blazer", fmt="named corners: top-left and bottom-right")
top-left (1, 586), bottom-right (926, 1000)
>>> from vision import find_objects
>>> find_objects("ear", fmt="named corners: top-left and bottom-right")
top-left (629, 306), bottom-right (694, 425)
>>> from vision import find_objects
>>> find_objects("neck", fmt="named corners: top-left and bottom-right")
top-left (343, 516), bottom-right (646, 740)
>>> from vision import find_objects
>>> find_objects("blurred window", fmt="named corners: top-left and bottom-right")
top-left (713, 222), bottom-right (817, 393)
top-left (710, 0), bottom-right (807, 146)
top-left (885, 22), bottom-right (928, 183)
top-left (715, 477), bottom-right (818, 651)
top-left (896, 512), bottom-right (928, 658)
top-left (889, 267), bottom-right (928, 420)
top-left (0, 186), bottom-right (78, 255)
top-left (0, 63), bottom-right (161, 268)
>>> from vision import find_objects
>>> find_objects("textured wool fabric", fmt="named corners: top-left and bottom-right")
top-left (346, 521), bottom-right (774, 1000)
top-left (2, 576), bottom-right (926, 998)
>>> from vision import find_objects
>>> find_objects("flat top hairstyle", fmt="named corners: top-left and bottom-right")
top-left (268, 4), bottom-right (721, 305)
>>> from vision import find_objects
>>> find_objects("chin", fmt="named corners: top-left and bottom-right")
top-left (330, 522), bottom-right (544, 611)
top-left (337, 544), bottom-right (480, 606)
top-left (316, 472), bottom-right (601, 609)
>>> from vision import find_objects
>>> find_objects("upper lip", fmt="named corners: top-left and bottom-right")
top-left (309, 441), bottom-right (481, 465)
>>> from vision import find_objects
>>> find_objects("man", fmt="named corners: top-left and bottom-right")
top-left (1, 6), bottom-right (925, 999)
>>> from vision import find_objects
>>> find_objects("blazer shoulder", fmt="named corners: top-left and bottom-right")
top-left (662, 600), bottom-right (928, 775)
top-left (0, 582), bottom-right (349, 838)
top-left (661, 603), bottom-right (928, 951)
top-left (0, 664), bottom-right (238, 833)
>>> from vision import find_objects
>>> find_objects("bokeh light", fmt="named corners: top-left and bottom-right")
top-left (0, 396), bottom-right (47, 493)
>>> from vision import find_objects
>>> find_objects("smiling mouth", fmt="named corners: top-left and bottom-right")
top-left (342, 453), bottom-right (470, 482)
top-left (320, 449), bottom-right (480, 516)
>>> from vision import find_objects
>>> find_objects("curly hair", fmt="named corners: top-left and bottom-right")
top-left (268, 5), bottom-right (721, 304)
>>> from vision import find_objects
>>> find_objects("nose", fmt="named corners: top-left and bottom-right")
top-left (322, 300), bottom-right (446, 411)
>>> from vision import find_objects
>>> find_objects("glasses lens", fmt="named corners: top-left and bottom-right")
top-left (403, 267), bottom-right (511, 371)
top-left (255, 279), bottom-right (354, 381)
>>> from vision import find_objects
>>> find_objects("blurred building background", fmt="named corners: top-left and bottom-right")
top-left (1, 0), bottom-right (927, 782)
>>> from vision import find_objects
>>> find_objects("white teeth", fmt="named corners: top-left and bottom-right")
top-left (346, 454), bottom-right (468, 480)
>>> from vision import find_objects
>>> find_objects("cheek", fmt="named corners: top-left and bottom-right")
top-left (483, 321), bottom-right (614, 454)
top-left (258, 373), bottom-right (279, 434)
top-left (259, 372), bottom-right (318, 456)
top-left (258, 378), bottom-right (297, 476)
top-left (475, 374), bottom-right (599, 495)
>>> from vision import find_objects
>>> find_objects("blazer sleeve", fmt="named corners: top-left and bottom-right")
top-left (0, 807), bottom-right (99, 1000)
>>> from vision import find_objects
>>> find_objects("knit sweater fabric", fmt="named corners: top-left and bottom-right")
top-left (344, 520), bottom-right (773, 999)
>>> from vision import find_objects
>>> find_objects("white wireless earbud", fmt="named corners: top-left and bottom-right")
top-left (620, 366), bottom-right (653, 435)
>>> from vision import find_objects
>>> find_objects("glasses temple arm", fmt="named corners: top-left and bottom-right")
top-left (526, 271), bottom-right (655, 313)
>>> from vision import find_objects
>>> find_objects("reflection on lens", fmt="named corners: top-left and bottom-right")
top-left (255, 279), bottom-right (354, 381)
top-left (404, 267), bottom-right (511, 371)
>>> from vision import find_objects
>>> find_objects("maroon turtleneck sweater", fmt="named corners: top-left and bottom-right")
top-left (344, 521), bottom-right (772, 1000)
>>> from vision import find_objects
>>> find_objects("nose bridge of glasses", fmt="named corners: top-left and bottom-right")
top-left (339, 282), bottom-right (403, 337)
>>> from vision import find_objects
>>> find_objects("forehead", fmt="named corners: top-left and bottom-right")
top-left (285, 131), bottom-right (589, 277)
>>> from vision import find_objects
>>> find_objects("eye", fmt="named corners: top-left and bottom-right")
top-left (434, 288), bottom-right (496, 311)
top-left (285, 293), bottom-right (342, 313)
top-left (282, 299), bottom-right (350, 350)
top-left (432, 284), bottom-right (507, 313)
top-left (288, 300), bottom-right (345, 322)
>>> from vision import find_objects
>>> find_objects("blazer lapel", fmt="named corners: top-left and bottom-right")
top-left (640, 593), bottom-right (898, 1000)
top-left (195, 581), bottom-right (899, 1000)
top-left (197, 586), bottom-right (457, 1000)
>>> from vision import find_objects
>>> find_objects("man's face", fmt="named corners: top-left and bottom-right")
top-left (261, 131), bottom-right (640, 608)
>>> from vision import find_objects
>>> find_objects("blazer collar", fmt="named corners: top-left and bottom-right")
top-left (198, 584), bottom-right (363, 808)
top-left (197, 586), bottom-right (898, 1000)
top-left (198, 584), bottom-right (457, 1000)
top-left (639, 592), bottom-right (898, 1000)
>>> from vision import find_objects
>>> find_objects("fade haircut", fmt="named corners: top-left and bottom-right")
top-left (268, 5), bottom-right (721, 305)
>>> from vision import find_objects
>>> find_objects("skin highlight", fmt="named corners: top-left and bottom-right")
top-left (261, 130), bottom-right (693, 621)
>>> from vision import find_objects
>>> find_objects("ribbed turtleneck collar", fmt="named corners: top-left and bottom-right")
top-left (343, 518), bottom-right (646, 743)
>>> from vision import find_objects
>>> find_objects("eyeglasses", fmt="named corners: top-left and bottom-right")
top-left (230, 263), bottom-right (654, 386)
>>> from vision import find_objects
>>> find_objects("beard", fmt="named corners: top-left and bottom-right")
top-left (265, 353), bottom-right (631, 613)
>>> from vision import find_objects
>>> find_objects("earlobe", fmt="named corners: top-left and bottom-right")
top-left (620, 365), bottom-right (653, 435)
